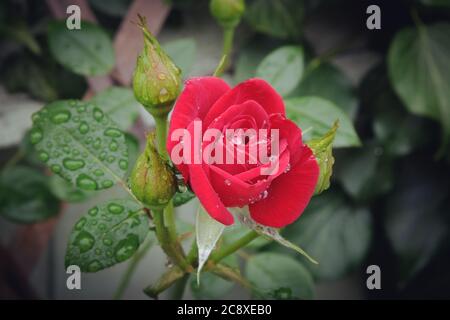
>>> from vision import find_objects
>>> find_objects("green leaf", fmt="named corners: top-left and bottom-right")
top-left (289, 63), bottom-right (357, 119)
top-left (235, 208), bottom-right (317, 264)
top-left (173, 189), bottom-right (196, 207)
top-left (90, 87), bottom-right (141, 131)
top-left (234, 37), bottom-right (279, 84)
top-left (334, 144), bottom-right (394, 202)
top-left (162, 38), bottom-right (197, 77)
top-left (245, 253), bottom-right (314, 299)
top-left (190, 255), bottom-right (237, 299)
top-left (49, 174), bottom-right (94, 203)
top-left (384, 160), bottom-right (449, 283)
top-left (281, 192), bottom-right (372, 280)
top-left (30, 100), bottom-right (129, 191)
top-left (124, 132), bottom-right (140, 177)
top-left (196, 205), bottom-right (225, 282)
top-left (388, 23), bottom-right (450, 148)
top-left (48, 20), bottom-right (115, 76)
top-left (65, 199), bottom-right (150, 272)
top-left (285, 96), bottom-right (361, 147)
top-left (360, 64), bottom-right (432, 157)
top-left (245, 0), bottom-right (304, 39)
top-left (256, 46), bottom-right (304, 96)
top-left (307, 122), bottom-right (337, 195)
top-left (0, 166), bottom-right (60, 223)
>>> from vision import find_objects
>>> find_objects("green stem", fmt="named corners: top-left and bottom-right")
top-left (113, 234), bottom-right (154, 300)
top-left (169, 274), bottom-right (189, 300)
top-left (164, 200), bottom-right (178, 244)
top-left (211, 231), bottom-right (259, 263)
top-left (214, 27), bottom-right (235, 77)
top-left (186, 240), bottom-right (198, 265)
top-left (154, 115), bottom-right (168, 159)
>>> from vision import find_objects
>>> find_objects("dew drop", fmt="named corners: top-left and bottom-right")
top-left (107, 155), bottom-right (116, 163)
top-left (74, 230), bottom-right (95, 253)
top-left (104, 128), bottom-right (122, 138)
top-left (99, 151), bottom-right (107, 160)
top-left (93, 107), bottom-right (104, 122)
top-left (87, 260), bottom-right (103, 272)
top-left (159, 88), bottom-right (169, 103)
top-left (224, 179), bottom-right (231, 186)
top-left (77, 105), bottom-right (86, 113)
top-left (51, 164), bottom-right (61, 173)
top-left (88, 207), bottom-right (98, 217)
top-left (114, 234), bottom-right (139, 262)
top-left (50, 110), bottom-right (71, 124)
top-left (98, 223), bottom-right (107, 230)
top-left (102, 180), bottom-right (113, 188)
top-left (76, 174), bottom-right (98, 190)
top-left (158, 73), bottom-right (166, 80)
top-left (75, 217), bottom-right (87, 230)
top-left (63, 158), bottom-right (85, 171)
top-left (38, 151), bottom-right (49, 162)
top-left (103, 238), bottom-right (113, 246)
top-left (93, 138), bottom-right (102, 149)
top-left (95, 248), bottom-right (102, 256)
top-left (107, 203), bottom-right (124, 214)
top-left (78, 122), bottom-right (89, 134)
top-left (109, 140), bottom-right (118, 151)
top-left (119, 159), bottom-right (128, 170)
top-left (93, 169), bottom-right (104, 176)
top-left (30, 128), bottom-right (43, 144)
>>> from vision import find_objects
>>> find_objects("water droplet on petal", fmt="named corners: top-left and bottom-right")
top-left (224, 179), bottom-right (231, 186)
top-left (119, 159), bottom-right (128, 170)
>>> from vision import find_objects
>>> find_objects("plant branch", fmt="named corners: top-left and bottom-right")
top-left (143, 265), bottom-right (185, 299)
top-left (211, 231), bottom-right (259, 263)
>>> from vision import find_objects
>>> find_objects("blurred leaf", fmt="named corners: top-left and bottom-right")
top-left (49, 174), bottom-right (94, 202)
top-left (289, 63), bottom-right (357, 119)
top-left (420, 0), bottom-right (450, 8)
top-left (91, 87), bottom-right (141, 131)
top-left (89, 0), bottom-right (131, 16)
top-left (388, 23), bottom-right (450, 148)
top-left (190, 255), bottom-right (237, 299)
top-left (256, 46), bottom-right (304, 96)
top-left (31, 100), bottom-right (129, 191)
top-left (245, 0), bottom-right (304, 39)
top-left (163, 38), bottom-right (197, 77)
top-left (0, 166), bottom-right (60, 223)
top-left (196, 205), bottom-right (225, 282)
top-left (234, 37), bottom-right (279, 84)
top-left (285, 96), bottom-right (361, 147)
top-left (334, 144), bottom-right (394, 202)
top-left (282, 192), bottom-right (372, 281)
top-left (65, 199), bottom-right (150, 272)
top-left (384, 159), bottom-right (449, 283)
top-left (245, 253), bottom-right (314, 299)
top-left (361, 64), bottom-right (432, 157)
top-left (48, 20), bottom-right (115, 76)
top-left (307, 122), bottom-right (337, 195)
top-left (173, 189), bottom-right (196, 207)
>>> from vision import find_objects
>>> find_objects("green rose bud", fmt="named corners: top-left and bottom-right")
top-left (210, 0), bottom-right (245, 29)
top-left (130, 133), bottom-right (177, 210)
top-left (133, 15), bottom-right (181, 117)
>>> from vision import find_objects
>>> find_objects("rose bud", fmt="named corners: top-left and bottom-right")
top-left (210, 0), bottom-right (245, 29)
top-left (133, 15), bottom-right (181, 117)
top-left (130, 133), bottom-right (177, 210)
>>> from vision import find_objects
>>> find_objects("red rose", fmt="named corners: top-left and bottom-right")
top-left (167, 77), bottom-right (319, 228)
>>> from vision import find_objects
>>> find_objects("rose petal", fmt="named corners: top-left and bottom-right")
top-left (249, 146), bottom-right (319, 228)
top-left (167, 77), bottom-right (230, 182)
top-left (203, 78), bottom-right (285, 127)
